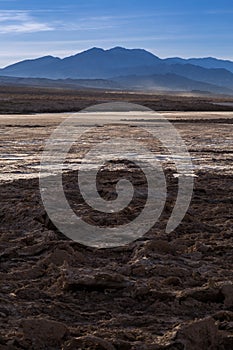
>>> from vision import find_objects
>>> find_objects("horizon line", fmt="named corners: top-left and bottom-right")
top-left (1, 46), bottom-right (233, 69)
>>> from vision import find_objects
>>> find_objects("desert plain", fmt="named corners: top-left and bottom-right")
top-left (0, 88), bottom-right (233, 349)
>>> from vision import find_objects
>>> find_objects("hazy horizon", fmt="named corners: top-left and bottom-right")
top-left (0, 0), bottom-right (233, 67)
top-left (2, 46), bottom-right (233, 69)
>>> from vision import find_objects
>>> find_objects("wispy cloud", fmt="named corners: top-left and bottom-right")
top-left (0, 10), bottom-right (53, 33)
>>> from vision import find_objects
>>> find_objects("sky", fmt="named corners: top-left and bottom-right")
top-left (0, 0), bottom-right (233, 67)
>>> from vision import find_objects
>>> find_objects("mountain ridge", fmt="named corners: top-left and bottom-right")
top-left (1, 46), bottom-right (232, 73)
top-left (1, 47), bottom-right (233, 94)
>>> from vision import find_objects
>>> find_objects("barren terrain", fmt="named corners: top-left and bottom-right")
top-left (0, 101), bottom-right (233, 349)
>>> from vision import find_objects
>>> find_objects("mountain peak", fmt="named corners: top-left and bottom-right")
top-left (108, 46), bottom-right (127, 52)
top-left (84, 47), bottom-right (105, 54)
top-left (35, 55), bottom-right (60, 61)
top-left (1, 47), bottom-right (233, 94)
top-left (107, 46), bottom-right (158, 55)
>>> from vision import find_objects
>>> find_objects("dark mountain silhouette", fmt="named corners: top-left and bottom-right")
top-left (159, 64), bottom-right (233, 89)
top-left (0, 56), bottom-right (61, 78)
top-left (0, 47), bottom-right (161, 79)
top-left (165, 57), bottom-right (233, 73)
top-left (1, 47), bottom-right (233, 94)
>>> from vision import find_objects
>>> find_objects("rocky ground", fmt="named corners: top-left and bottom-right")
top-left (0, 112), bottom-right (233, 349)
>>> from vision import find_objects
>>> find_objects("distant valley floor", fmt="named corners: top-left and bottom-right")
top-left (1, 85), bottom-right (233, 114)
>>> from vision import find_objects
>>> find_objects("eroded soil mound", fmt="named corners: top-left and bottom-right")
top-left (0, 170), bottom-right (233, 349)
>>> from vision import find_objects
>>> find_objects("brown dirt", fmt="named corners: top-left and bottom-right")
top-left (0, 113), bottom-right (233, 349)
top-left (1, 85), bottom-right (233, 114)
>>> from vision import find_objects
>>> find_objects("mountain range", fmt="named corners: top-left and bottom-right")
top-left (1, 47), bottom-right (233, 94)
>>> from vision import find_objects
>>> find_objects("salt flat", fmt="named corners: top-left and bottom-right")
top-left (0, 111), bottom-right (233, 182)
top-left (1, 110), bottom-right (233, 348)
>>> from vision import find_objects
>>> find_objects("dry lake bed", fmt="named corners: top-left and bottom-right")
top-left (0, 111), bottom-right (233, 349)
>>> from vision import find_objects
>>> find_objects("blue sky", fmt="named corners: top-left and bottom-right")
top-left (0, 0), bottom-right (233, 67)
